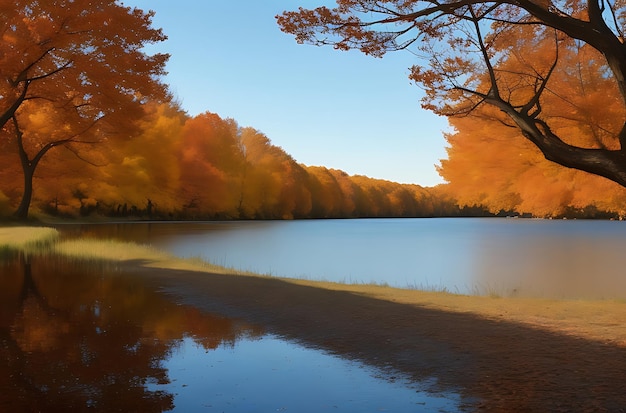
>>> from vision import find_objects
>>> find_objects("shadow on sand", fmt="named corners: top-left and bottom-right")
top-left (129, 263), bottom-right (625, 412)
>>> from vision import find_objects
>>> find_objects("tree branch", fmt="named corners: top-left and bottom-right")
top-left (27, 59), bottom-right (73, 83)
top-left (522, 31), bottom-right (560, 118)
top-left (0, 80), bottom-right (30, 130)
top-left (469, 5), bottom-right (500, 99)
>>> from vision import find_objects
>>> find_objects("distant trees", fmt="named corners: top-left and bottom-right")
top-left (178, 113), bottom-right (244, 217)
top-left (277, 1), bottom-right (626, 190)
top-left (0, 105), bottom-right (454, 219)
top-left (237, 128), bottom-right (312, 219)
top-left (1, 1), bottom-right (169, 218)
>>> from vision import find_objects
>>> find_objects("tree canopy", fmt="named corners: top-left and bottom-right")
top-left (1, 0), bottom-right (170, 218)
top-left (277, 1), bottom-right (626, 188)
top-left (438, 24), bottom-right (626, 217)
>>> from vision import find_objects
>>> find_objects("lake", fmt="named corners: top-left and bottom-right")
top-left (60, 217), bottom-right (626, 299)
top-left (5, 217), bottom-right (625, 411)
top-left (0, 255), bottom-right (463, 412)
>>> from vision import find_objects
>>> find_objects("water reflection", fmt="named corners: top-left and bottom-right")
top-left (0, 255), bottom-right (463, 412)
top-left (0, 255), bottom-right (261, 412)
top-left (473, 219), bottom-right (626, 298)
top-left (152, 336), bottom-right (459, 412)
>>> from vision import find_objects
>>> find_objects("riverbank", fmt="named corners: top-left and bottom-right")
top-left (3, 226), bottom-right (626, 411)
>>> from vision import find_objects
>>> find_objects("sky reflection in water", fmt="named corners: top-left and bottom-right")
top-left (154, 335), bottom-right (459, 412)
top-left (59, 218), bottom-right (626, 299)
top-left (0, 255), bottom-right (462, 412)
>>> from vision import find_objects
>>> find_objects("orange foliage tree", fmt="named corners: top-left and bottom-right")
top-left (438, 18), bottom-right (626, 217)
top-left (0, 104), bottom-right (456, 219)
top-left (277, 1), bottom-right (626, 192)
top-left (1, 1), bottom-right (169, 219)
top-left (238, 128), bottom-right (312, 219)
top-left (96, 103), bottom-right (187, 217)
top-left (178, 113), bottom-right (245, 218)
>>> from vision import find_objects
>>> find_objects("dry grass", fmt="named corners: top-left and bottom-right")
top-left (53, 238), bottom-right (239, 275)
top-left (0, 225), bottom-right (237, 275)
top-left (53, 238), bottom-right (166, 262)
top-left (52, 239), bottom-right (238, 274)
top-left (285, 278), bottom-right (626, 347)
top-left (0, 226), bottom-right (59, 253)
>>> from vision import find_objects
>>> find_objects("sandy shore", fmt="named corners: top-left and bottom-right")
top-left (121, 260), bottom-right (626, 412)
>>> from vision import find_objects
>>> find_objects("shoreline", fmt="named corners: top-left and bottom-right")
top-left (130, 253), bottom-right (626, 348)
top-left (3, 226), bottom-right (626, 411)
top-left (126, 260), bottom-right (626, 412)
top-left (3, 225), bottom-right (626, 346)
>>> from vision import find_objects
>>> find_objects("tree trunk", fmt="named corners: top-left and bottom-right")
top-left (12, 116), bottom-right (60, 220)
top-left (15, 162), bottom-right (35, 220)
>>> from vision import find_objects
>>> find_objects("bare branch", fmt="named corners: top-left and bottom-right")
top-left (468, 5), bottom-right (500, 99)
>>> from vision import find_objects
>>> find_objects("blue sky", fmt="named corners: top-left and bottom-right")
top-left (124, 1), bottom-right (450, 186)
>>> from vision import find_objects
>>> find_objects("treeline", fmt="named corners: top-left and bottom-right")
top-left (0, 103), bottom-right (467, 220)
top-left (3, 95), bottom-right (621, 220)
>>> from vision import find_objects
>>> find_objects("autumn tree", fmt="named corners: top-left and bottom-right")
top-left (1, 1), bottom-right (169, 219)
top-left (301, 167), bottom-right (443, 218)
top-left (178, 113), bottom-right (245, 218)
top-left (238, 128), bottom-right (311, 219)
top-left (438, 17), bottom-right (626, 217)
top-left (306, 166), bottom-right (346, 217)
top-left (278, 1), bottom-right (626, 189)
top-left (99, 102), bottom-right (187, 216)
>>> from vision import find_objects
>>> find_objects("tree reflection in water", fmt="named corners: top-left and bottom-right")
top-left (0, 255), bottom-right (263, 412)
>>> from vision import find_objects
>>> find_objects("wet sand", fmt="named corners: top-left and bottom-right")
top-left (126, 260), bottom-right (626, 412)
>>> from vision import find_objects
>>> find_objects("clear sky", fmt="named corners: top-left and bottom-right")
top-left (124, 1), bottom-right (450, 187)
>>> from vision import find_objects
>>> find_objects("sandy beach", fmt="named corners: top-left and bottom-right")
top-left (124, 260), bottom-right (626, 412)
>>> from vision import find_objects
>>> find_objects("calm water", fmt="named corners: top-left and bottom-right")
top-left (61, 218), bottom-right (626, 298)
top-left (0, 255), bottom-right (463, 412)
